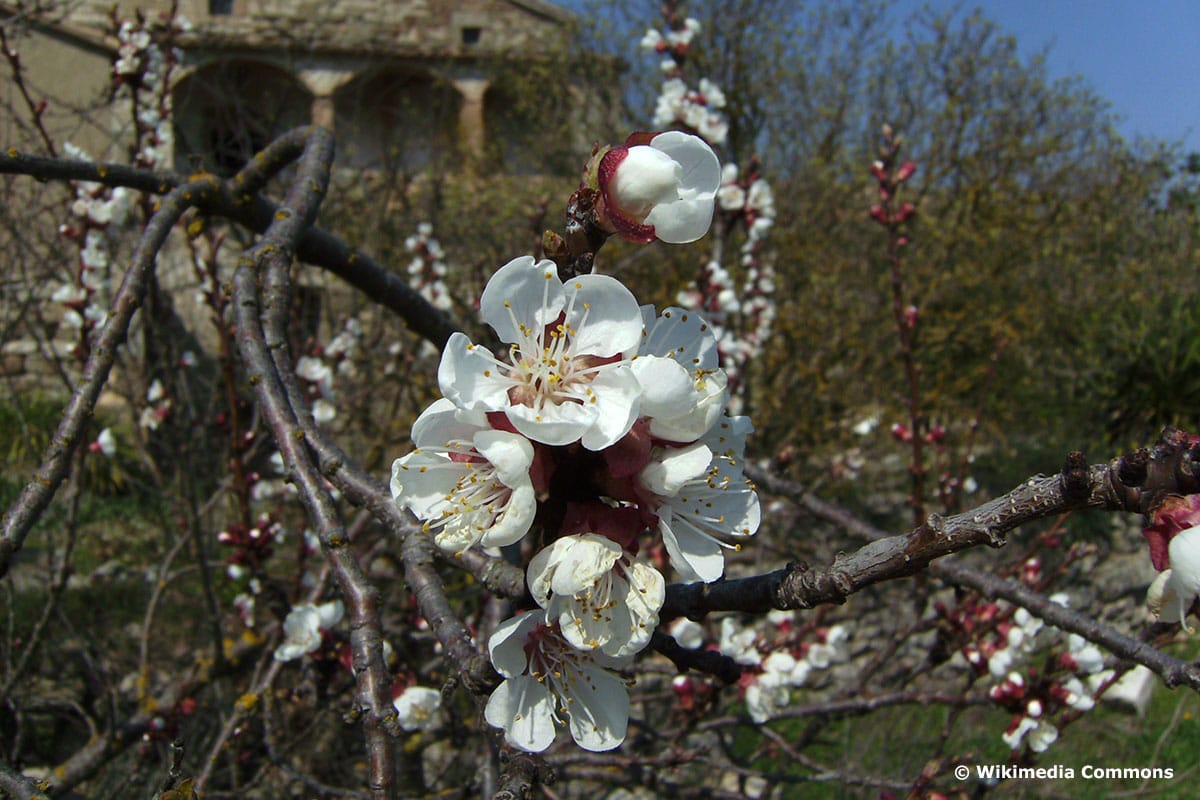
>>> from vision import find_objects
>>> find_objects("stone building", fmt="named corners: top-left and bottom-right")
top-left (1, 0), bottom-right (579, 172)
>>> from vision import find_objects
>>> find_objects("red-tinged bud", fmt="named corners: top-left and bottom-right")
top-left (88, 441), bottom-right (102, 454)
top-left (894, 202), bottom-right (916, 223)
top-left (895, 235), bottom-right (910, 248)
top-left (890, 422), bottom-right (911, 442)
top-left (894, 160), bottom-right (917, 182)
top-left (904, 304), bottom-right (919, 328)
top-left (869, 205), bottom-right (889, 224)
top-left (870, 160), bottom-right (888, 182)
top-left (35, 99), bottom-right (47, 115)
top-left (217, 530), bottom-right (236, 545)
top-left (177, 697), bottom-right (198, 715)
top-left (1143, 493), bottom-right (1200, 571)
top-left (926, 424), bottom-right (945, 444)
top-left (878, 185), bottom-right (892, 202)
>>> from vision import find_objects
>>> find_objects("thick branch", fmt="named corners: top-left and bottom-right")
top-left (0, 142), bottom-right (462, 348)
top-left (665, 434), bottom-right (1199, 619)
top-left (230, 128), bottom-right (397, 800)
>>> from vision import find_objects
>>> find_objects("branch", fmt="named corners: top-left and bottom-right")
top-left (0, 174), bottom-right (220, 577)
top-left (0, 143), bottom-right (462, 348)
top-left (663, 434), bottom-right (1199, 618)
top-left (229, 127), bottom-right (397, 800)
top-left (400, 532), bottom-right (499, 695)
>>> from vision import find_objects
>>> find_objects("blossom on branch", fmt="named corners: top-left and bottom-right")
top-left (484, 612), bottom-right (631, 753)
top-left (393, 686), bottom-right (442, 732)
top-left (390, 398), bottom-right (536, 554)
top-left (595, 131), bottom-right (721, 244)
top-left (438, 256), bottom-right (645, 450)
top-left (527, 533), bottom-right (665, 658)
top-left (274, 600), bottom-right (344, 661)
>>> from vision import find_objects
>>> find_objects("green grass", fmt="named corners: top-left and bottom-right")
top-left (735, 666), bottom-right (1200, 799)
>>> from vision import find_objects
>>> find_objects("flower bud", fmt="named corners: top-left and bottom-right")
top-left (596, 131), bottom-right (721, 244)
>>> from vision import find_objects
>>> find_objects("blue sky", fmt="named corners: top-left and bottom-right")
top-left (915, 0), bottom-right (1200, 153)
top-left (567, 1), bottom-right (1200, 154)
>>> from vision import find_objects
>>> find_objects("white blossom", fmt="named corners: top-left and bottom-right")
top-left (274, 600), bottom-right (344, 661)
top-left (485, 613), bottom-right (631, 752)
top-left (393, 686), bottom-right (442, 731)
top-left (391, 399), bottom-right (536, 554)
top-left (438, 256), bottom-right (644, 450)
top-left (527, 533), bottom-right (665, 658)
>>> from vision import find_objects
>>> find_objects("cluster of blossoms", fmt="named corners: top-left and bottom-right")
top-left (938, 562), bottom-right (1104, 754)
top-left (405, 222), bottom-right (455, 312)
top-left (113, 15), bottom-right (189, 170)
top-left (218, 513), bottom-right (286, 583)
top-left (668, 613), bottom-right (851, 724)
top-left (294, 318), bottom-right (362, 427)
top-left (678, 162), bottom-right (778, 402)
top-left (640, 18), bottom-right (729, 146)
top-left (274, 600), bottom-right (445, 732)
top-left (391, 253), bottom-right (760, 751)
top-left (52, 143), bottom-right (132, 357)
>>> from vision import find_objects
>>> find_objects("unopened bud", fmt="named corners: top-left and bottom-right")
top-left (895, 160), bottom-right (917, 182)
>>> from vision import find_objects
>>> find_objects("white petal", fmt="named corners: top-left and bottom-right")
top-left (506, 398), bottom-right (598, 446)
top-left (641, 443), bottom-right (713, 496)
top-left (315, 599), bottom-right (344, 628)
top-left (648, 370), bottom-right (728, 442)
top-left (390, 451), bottom-right (458, 517)
top-left (473, 429), bottom-right (534, 485)
top-left (640, 306), bottom-right (720, 370)
top-left (480, 256), bottom-right (564, 344)
top-left (578, 367), bottom-right (642, 451)
top-left (479, 483), bottom-right (536, 547)
top-left (488, 613), bottom-right (539, 678)
top-left (645, 195), bottom-right (716, 244)
top-left (437, 333), bottom-right (511, 411)
top-left (630, 355), bottom-right (696, 419)
top-left (411, 397), bottom-right (483, 447)
top-left (568, 664), bottom-right (629, 751)
top-left (565, 274), bottom-right (643, 357)
top-left (548, 535), bottom-right (621, 597)
top-left (1168, 526), bottom-right (1200, 611)
top-left (659, 510), bottom-right (725, 583)
top-left (485, 676), bottom-right (557, 753)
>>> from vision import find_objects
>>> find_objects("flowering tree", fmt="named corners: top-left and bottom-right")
top-left (3, 3), bottom-right (1200, 800)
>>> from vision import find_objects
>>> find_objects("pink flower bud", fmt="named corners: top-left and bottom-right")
top-left (894, 160), bottom-right (917, 182)
top-left (904, 305), bottom-right (919, 328)
top-left (869, 205), bottom-right (889, 224)
top-left (890, 422), bottom-right (911, 442)
top-left (894, 202), bottom-right (916, 223)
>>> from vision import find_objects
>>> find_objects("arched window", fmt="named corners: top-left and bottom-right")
top-left (333, 66), bottom-right (461, 173)
top-left (172, 59), bottom-right (311, 175)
